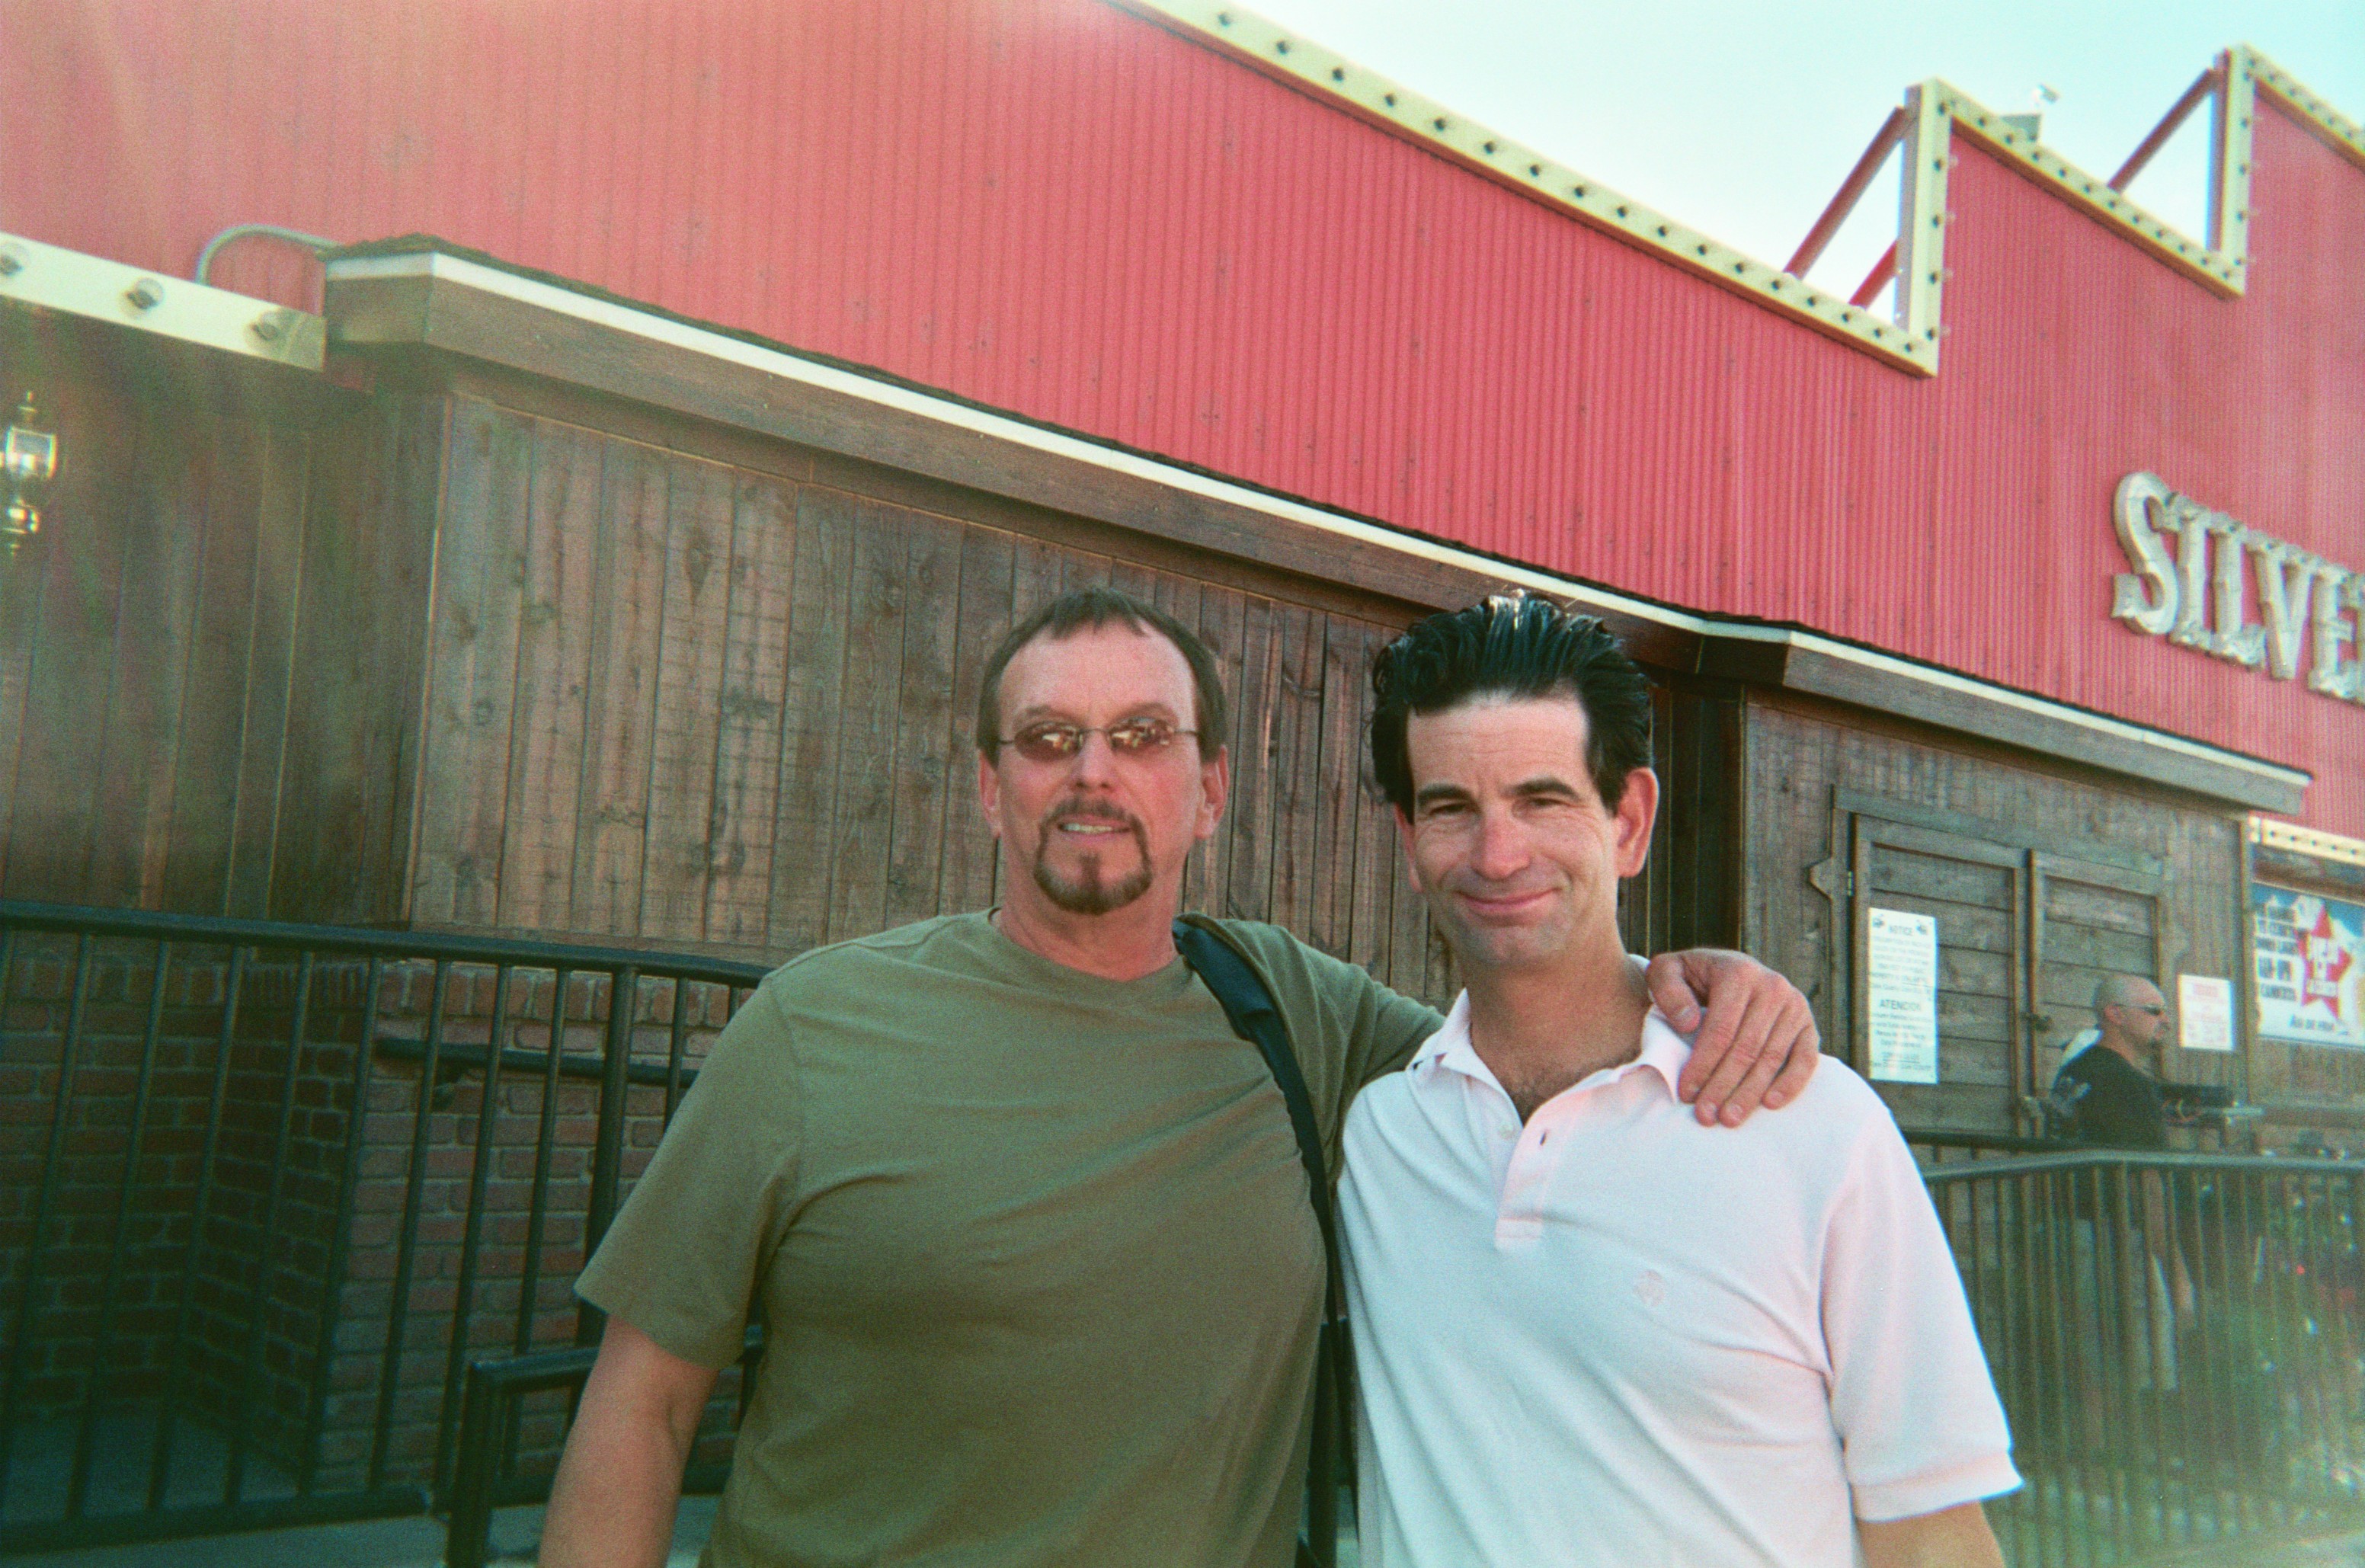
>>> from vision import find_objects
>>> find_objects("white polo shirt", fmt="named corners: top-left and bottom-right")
top-left (1339, 994), bottom-right (2019, 1568)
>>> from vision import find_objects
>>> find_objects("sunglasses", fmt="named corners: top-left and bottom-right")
top-left (1003, 718), bottom-right (1199, 763)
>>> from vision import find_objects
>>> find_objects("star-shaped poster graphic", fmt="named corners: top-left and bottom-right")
top-left (2299, 903), bottom-right (2355, 1024)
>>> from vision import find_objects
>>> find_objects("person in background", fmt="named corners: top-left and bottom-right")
top-left (2047, 974), bottom-right (2172, 1149)
top-left (2050, 973), bottom-right (2193, 1397)
top-left (1341, 595), bottom-right (2018, 1568)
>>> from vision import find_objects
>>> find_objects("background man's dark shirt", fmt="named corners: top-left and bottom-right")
top-left (2050, 1047), bottom-right (2167, 1150)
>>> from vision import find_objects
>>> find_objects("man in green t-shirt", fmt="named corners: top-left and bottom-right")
top-left (541, 588), bottom-right (1820, 1568)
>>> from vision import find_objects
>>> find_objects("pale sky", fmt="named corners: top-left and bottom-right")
top-left (1247, 0), bottom-right (2365, 302)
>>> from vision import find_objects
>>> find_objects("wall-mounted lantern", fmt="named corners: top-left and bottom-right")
top-left (2, 394), bottom-right (57, 556)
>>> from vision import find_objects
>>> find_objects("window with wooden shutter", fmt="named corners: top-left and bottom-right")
top-left (1814, 792), bottom-right (2168, 1137)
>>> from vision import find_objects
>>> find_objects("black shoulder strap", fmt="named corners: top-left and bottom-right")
top-left (1173, 922), bottom-right (1335, 1240)
top-left (1173, 919), bottom-right (1345, 1568)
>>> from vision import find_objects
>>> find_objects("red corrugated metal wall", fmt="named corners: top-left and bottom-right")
top-left (5, 0), bottom-right (2362, 829)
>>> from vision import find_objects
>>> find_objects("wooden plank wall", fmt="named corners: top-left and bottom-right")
top-left (1859, 830), bottom-right (2024, 1129)
top-left (2, 335), bottom-right (1722, 1005)
top-left (1624, 684), bottom-right (1743, 958)
top-left (402, 390), bottom-right (1456, 994)
top-left (261, 395), bottom-right (443, 925)
top-left (0, 315), bottom-right (431, 923)
top-left (1743, 694), bottom-right (2247, 1125)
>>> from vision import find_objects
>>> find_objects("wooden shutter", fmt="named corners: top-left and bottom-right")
top-left (2028, 853), bottom-right (2167, 1096)
top-left (1844, 815), bottom-right (2031, 1132)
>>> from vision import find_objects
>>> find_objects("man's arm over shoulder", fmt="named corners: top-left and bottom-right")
top-left (1195, 917), bottom-right (1442, 1106)
top-left (1647, 949), bottom-right (1822, 1125)
top-left (541, 1317), bottom-right (720, 1568)
top-left (1203, 920), bottom-right (1823, 1123)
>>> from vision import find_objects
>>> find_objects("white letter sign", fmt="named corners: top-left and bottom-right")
top-left (2177, 974), bottom-right (2235, 1053)
top-left (2113, 473), bottom-right (2361, 704)
top-left (1867, 907), bottom-right (1941, 1084)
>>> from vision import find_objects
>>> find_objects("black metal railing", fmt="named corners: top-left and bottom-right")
top-left (435, 1144), bottom-right (2365, 1568)
top-left (1929, 1150), bottom-right (2365, 1566)
top-left (0, 901), bottom-right (767, 1552)
top-left (14, 898), bottom-right (2365, 1565)
top-left (1903, 1126), bottom-right (2063, 1166)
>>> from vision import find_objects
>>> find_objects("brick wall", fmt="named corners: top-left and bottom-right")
top-left (1, 940), bottom-right (290, 1428)
top-left (314, 967), bottom-right (736, 1494)
top-left (2, 936), bottom-right (742, 1503)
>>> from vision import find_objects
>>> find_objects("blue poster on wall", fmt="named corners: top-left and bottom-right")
top-left (2253, 884), bottom-right (2365, 1049)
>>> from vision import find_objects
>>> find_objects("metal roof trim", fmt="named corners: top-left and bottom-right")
top-left (1127, 4), bottom-right (2364, 376)
top-left (1127, 0), bottom-right (1938, 375)
top-left (2250, 817), bottom-right (2365, 869)
top-left (1757, 629), bottom-right (2307, 792)
top-left (0, 231), bottom-right (327, 370)
top-left (324, 248), bottom-right (1702, 629)
top-left (2246, 46), bottom-right (2365, 172)
top-left (1925, 78), bottom-right (2237, 296)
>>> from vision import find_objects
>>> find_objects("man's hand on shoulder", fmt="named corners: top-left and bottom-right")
top-left (1646, 948), bottom-right (1820, 1127)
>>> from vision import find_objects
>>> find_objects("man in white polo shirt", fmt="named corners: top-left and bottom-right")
top-left (1341, 596), bottom-right (2019, 1567)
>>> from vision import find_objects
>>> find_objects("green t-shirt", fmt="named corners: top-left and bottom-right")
top-left (574, 911), bottom-right (1439, 1568)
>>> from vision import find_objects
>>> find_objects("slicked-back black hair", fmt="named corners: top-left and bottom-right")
top-left (975, 587), bottom-right (1229, 762)
top-left (1368, 594), bottom-right (1652, 815)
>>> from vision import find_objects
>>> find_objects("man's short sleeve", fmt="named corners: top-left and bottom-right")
top-left (1822, 1118), bottom-right (2022, 1522)
top-left (574, 983), bottom-right (804, 1370)
top-left (1335, 960), bottom-right (1447, 1093)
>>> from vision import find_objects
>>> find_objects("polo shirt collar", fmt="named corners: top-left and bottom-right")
top-left (1413, 989), bottom-right (1697, 1102)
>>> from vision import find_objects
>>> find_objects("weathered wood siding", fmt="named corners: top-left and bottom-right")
top-left (0, 314), bottom-right (434, 923)
top-left (399, 386), bottom-right (1455, 990)
top-left (1627, 684), bottom-right (1744, 957)
top-left (265, 396), bottom-right (444, 925)
top-left (0, 318), bottom-right (1739, 998)
top-left (1743, 695), bottom-right (2251, 1131)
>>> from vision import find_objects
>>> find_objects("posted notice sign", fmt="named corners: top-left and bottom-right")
top-left (2254, 885), bottom-right (2365, 1049)
top-left (1867, 907), bottom-right (1941, 1084)
top-left (2178, 974), bottom-right (2236, 1052)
